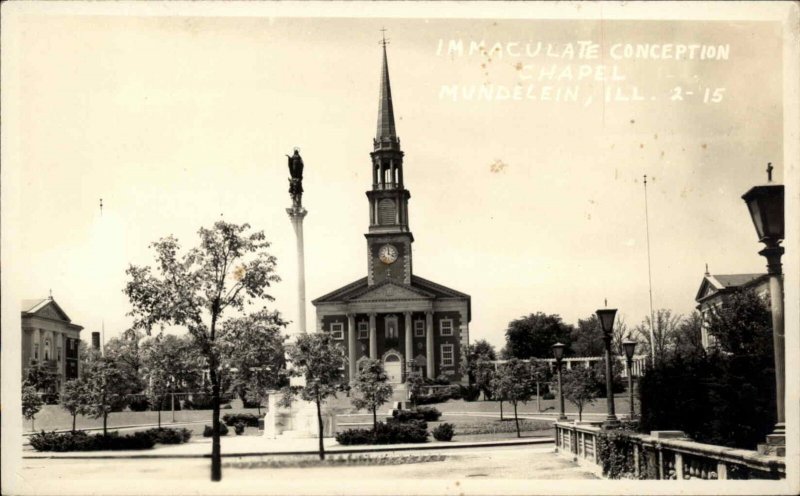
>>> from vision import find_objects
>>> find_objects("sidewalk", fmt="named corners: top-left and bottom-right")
top-left (24, 433), bottom-right (554, 459)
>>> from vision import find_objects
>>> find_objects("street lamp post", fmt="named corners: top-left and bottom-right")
top-left (596, 307), bottom-right (619, 428)
top-left (622, 339), bottom-right (637, 420)
top-left (742, 163), bottom-right (785, 456)
top-left (551, 343), bottom-right (567, 421)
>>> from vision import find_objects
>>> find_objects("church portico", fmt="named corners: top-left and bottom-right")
top-left (312, 39), bottom-right (471, 386)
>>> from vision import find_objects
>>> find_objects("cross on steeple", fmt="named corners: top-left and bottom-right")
top-left (379, 27), bottom-right (389, 47)
top-left (767, 162), bottom-right (774, 182)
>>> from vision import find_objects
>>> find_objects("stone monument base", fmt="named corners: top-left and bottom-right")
top-left (263, 390), bottom-right (337, 439)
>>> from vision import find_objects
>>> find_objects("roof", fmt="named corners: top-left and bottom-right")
top-left (313, 275), bottom-right (470, 305)
top-left (20, 297), bottom-right (81, 328)
top-left (695, 273), bottom-right (768, 303)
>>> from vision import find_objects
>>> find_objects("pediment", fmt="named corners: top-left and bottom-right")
top-left (695, 277), bottom-right (719, 302)
top-left (29, 300), bottom-right (72, 322)
top-left (348, 281), bottom-right (433, 302)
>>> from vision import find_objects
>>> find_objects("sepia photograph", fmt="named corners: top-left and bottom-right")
top-left (1, 1), bottom-right (798, 495)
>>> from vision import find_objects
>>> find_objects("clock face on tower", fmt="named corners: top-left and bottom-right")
top-left (378, 244), bottom-right (399, 264)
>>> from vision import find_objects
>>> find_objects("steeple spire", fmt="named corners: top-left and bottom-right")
top-left (376, 33), bottom-right (397, 143)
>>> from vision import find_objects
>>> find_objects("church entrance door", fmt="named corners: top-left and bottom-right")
top-left (384, 353), bottom-right (402, 384)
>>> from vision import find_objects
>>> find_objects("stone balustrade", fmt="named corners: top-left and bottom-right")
top-left (554, 421), bottom-right (785, 480)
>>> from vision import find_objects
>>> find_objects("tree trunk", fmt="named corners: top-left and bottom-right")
top-left (210, 368), bottom-right (222, 482)
top-left (372, 406), bottom-right (378, 433)
top-left (158, 402), bottom-right (162, 429)
top-left (257, 402), bottom-right (261, 416)
top-left (32, 417), bottom-right (35, 432)
top-left (579, 405), bottom-right (583, 422)
top-left (536, 382), bottom-right (541, 412)
top-left (499, 399), bottom-right (504, 420)
top-left (316, 398), bottom-right (325, 461)
top-left (513, 401), bottom-right (520, 438)
top-left (103, 412), bottom-right (108, 436)
top-left (72, 414), bottom-right (76, 433)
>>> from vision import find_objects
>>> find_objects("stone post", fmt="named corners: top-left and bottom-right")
top-left (759, 244), bottom-right (785, 455)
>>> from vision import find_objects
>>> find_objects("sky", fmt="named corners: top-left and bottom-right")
top-left (4, 8), bottom-right (787, 352)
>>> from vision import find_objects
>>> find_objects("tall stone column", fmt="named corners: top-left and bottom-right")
top-left (404, 311), bottom-right (413, 381)
top-left (425, 311), bottom-right (434, 379)
top-left (286, 206), bottom-right (308, 335)
top-left (347, 313), bottom-right (357, 381)
top-left (369, 313), bottom-right (378, 359)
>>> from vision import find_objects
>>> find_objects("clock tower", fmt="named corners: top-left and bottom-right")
top-left (366, 40), bottom-right (413, 286)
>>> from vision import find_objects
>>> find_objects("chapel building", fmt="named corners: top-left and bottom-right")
top-left (312, 43), bottom-right (471, 386)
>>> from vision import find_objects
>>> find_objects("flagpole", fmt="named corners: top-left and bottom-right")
top-left (643, 175), bottom-right (656, 366)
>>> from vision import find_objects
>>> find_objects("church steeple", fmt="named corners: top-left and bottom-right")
top-left (376, 40), bottom-right (397, 143)
top-left (366, 35), bottom-right (413, 286)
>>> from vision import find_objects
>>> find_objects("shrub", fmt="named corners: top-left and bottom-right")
top-left (335, 428), bottom-right (374, 445)
top-left (459, 385), bottom-right (481, 402)
top-left (222, 413), bottom-right (260, 427)
top-left (414, 406), bottom-right (442, 421)
top-left (433, 423), bottom-right (455, 441)
top-left (242, 399), bottom-right (263, 409)
top-left (203, 423), bottom-right (229, 437)
top-left (127, 396), bottom-right (150, 412)
top-left (29, 430), bottom-right (156, 452)
top-left (142, 427), bottom-right (192, 444)
top-left (542, 391), bottom-right (555, 400)
top-left (335, 421), bottom-right (428, 445)
top-left (234, 422), bottom-right (246, 435)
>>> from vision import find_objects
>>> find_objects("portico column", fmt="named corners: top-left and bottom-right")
top-left (347, 313), bottom-right (357, 382)
top-left (369, 313), bottom-right (377, 359)
top-left (425, 311), bottom-right (434, 380)
top-left (404, 312), bottom-right (413, 380)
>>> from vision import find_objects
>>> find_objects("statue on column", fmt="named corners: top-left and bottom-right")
top-left (287, 148), bottom-right (304, 208)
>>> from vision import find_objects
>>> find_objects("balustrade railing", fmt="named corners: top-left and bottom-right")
top-left (554, 422), bottom-right (785, 480)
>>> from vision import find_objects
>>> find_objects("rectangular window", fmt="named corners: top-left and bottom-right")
top-left (57, 347), bottom-right (62, 363)
top-left (441, 344), bottom-right (454, 367)
top-left (440, 318), bottom-right (454, 336)
top-left (414, 320), bottom-right (425, 337)
top-left (358, 321), bottom-right (369, 339)
top-left (331, 323), bottom-right (344, 340)
top-left (34, 343), bottom-right (39, 361)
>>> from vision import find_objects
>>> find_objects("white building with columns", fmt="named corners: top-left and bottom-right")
top-left (21, 297), bottom-right (83, 393)
top-left (311, 41), bottom-right (471, 386)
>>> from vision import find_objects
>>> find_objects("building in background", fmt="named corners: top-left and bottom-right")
top-left (21, 297), bottom-right (83, 392)
top-left (694, 271), bottom-right (769, 349)
top-left (312, 42), bottom-right (471, 386)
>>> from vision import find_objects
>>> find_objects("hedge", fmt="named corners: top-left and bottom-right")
top-left (30, 431), bottom-right (155, 452)
top-left (222, 413), bottom-right (260, 427)
top-left (29, 427), bottom-right (192, 452)
top-left (336, 420), bottom-right (428, 445)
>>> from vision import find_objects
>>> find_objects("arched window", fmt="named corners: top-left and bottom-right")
top-left (44, 339), bottom-right (50, 360)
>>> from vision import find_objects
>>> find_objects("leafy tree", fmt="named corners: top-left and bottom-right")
top-left (705, 290), bottom-right (772, 357)
top-left (405, 371), bottom-right (426, 406)
top-left (461, 339), bottom-right (497, 388)
top-left (104, 329), bottom-right (146, 382)
top-left (472, 359), bottom-right (496, 401)
top-left (350, 358), bottom-right (393, 432)
top-left (25, 363), bottom-right (58, 393)
top-left (141, 334), bottom-right (205, 396)
top-left (280, 332), bottom-right (346, 460)
top-left (220, 309), bottom-right (288, 414)
top-left (562, 368), bottom-right (598, 421)
top-left (591, 359), bottom-right (625, 397)
top-left (611, 316), bottom-right (629, 357)
top-left (22, 382), bottom-right (43, 431)
top-left (570, 315), bottom-right (605, 357)
top-left (60, 379), bottom-right (91, 432)
top-left (124, 221), bottom-right (280, 481)
top-left (502, 313), bottom-right (574, 359)
top-left (529, 359), bottom-right (551, 412)
top-left (491, 359), bottom-right (533, 437)
top-left (82, 348), bottom-right (131, 435)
